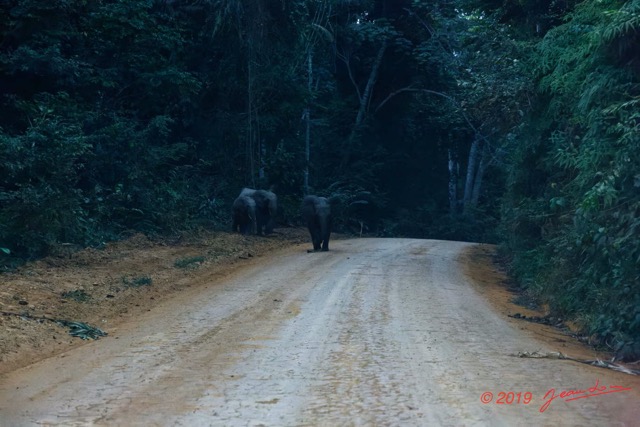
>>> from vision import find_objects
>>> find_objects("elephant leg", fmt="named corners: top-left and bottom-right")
top-left (255, 216), bottom-right (263, 235)
top-left (321, 235), bottom-right (329, 251)
top-left (309, 225), bottom-right (321, 251)
top-left (320, 219), bottom-right (330, 251)
top-left (302, 195), bottom-right (331, 252)
top-left (256, 210), bottom-right (270, 236)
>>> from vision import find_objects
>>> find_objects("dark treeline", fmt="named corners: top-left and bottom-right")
top-left (1, 1), bottom-right (638, 357)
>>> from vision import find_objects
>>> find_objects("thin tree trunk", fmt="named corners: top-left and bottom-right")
top-left (303, 108), bottom-right (310, 194)
top-left (256, 92), bottom-right (263, 181)
top-left (448, 148), bottom-right (458, 215)
top-left (303, 51), bottom-right (312, 195)
top-left (247, 57), bottom-right (255, 187)
top-left (259, 136), bottom-right (265, 180)
top-left (353, 40), bottom-right (386, 130)
top-left (463, 135), bottom-right (481, 213)
top-left (470, 142), bottom-right (489, 207)
top-left (341, 39), bottom-right (388, 169)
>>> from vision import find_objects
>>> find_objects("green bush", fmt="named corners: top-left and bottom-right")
top-left (174, 256), bottom-right (205, 269)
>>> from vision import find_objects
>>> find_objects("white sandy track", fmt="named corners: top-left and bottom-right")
top-left (0, 238), bottom-right (638, 426)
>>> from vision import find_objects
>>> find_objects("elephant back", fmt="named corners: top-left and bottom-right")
top-left (233, 194), bottom-right (256, 211)
top-left (239, 187), bottom-right (256, 198)
top-left (302, 195), bottom-right (330, 215)
top-left (239, 188), bottom-right (277, 212)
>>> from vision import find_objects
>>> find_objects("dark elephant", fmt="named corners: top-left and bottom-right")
top-left (301, 195), bottom-right (331, 252)
top-left (239, 188), bottom-right (278, 235)
top-left (231, 195), bottom-right (256, 235)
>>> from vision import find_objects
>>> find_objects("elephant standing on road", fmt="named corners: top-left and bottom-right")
top-left (232, 195), bottom-right (256, 235)
top-left (239, 188), bottom-right (278, 235)
top-left (301, 195), bottom-right (332, 252)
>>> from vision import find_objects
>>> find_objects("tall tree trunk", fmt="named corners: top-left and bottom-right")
top-left (463, 135), bottom-right (481, 214)
top-left (303, 108), bottom-right (310, 194)
top-left (448, 148), bottom-right (458, 215)
top-left (303, 50), bottom-right (312, 195)
top-left (247, 56), bottom-right (256, 187)
top-left (341, 39), bottom-right (388, 169)
top-left (470, 142), bottom-right (489, 207)
top-left (243, 0), bottom-right (266, 187)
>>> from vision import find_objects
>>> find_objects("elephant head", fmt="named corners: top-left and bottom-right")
top-left (232, 195), bottom-right (257, 235)
top-left (301, 195), bottom-right (331, 252)
top-left (239, 188), bottom-right (278, 235)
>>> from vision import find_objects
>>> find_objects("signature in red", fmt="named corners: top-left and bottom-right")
top-left (540, 379), bottom-right (632, 413)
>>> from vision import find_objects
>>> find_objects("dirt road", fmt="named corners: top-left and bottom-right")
top-left (1, 238), bottom-right (638, 426)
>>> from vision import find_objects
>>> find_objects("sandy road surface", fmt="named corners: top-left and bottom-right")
top-left (0, 238), bottom-right (638, 426)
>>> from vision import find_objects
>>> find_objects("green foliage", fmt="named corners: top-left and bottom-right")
top-left (323, 181), bottom-right (386, 234)
top-left (602, 1), bottom-right (640, 43)
top-left (0, 98), bottom-right (91, 257)
top-left (500, 0), bottom-right (640, 356)
top-left (387, 203), bottom-right (498, 242)
top-left (266, 144), bottom-right (303, 197)
top-left (0, 0), bottom-right (223, 260)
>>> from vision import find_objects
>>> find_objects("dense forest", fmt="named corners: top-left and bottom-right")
top-left (1, 1), bottom-right (638, 359)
